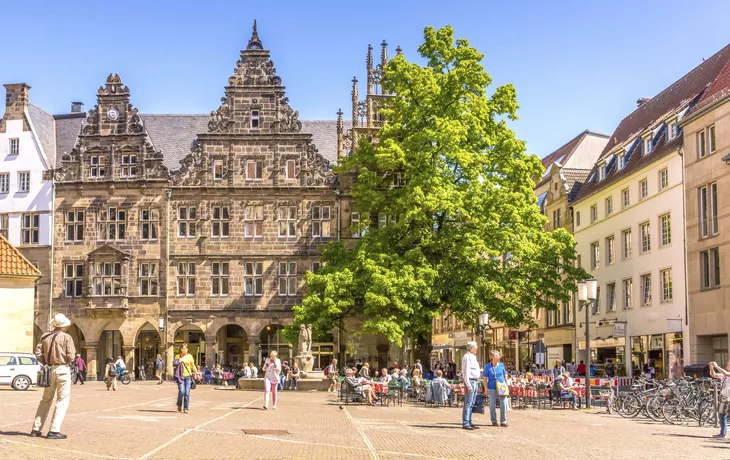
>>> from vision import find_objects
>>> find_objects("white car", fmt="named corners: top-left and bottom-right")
top-left (0, 352), bottom-right (39, 390)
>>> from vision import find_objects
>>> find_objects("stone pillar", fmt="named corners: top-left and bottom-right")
top-left (123, 346), bottom-right (134, 377)
top-left (165, 341), bottom-right (174, 381)
top-left (248, 340), bottom-right (260, 368)
top-left (85, 345), bottom-right (98, 381)
top-left (207, 342), bottom-right (216, 368)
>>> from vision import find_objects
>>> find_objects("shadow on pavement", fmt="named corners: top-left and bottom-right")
top-left (653, 433), bottom-right (712, 440)
top-left (0, 431), bottom-right (33, 437)
top-left (137, 410), bottom-right (178, 413)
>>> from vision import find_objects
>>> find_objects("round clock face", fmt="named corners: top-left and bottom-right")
top-left (107, 108), bottom-right (119, 120)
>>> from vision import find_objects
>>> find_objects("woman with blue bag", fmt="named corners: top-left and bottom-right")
top-left (482, 349), bottom-right (508, 427)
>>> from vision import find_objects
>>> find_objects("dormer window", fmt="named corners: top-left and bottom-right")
top-left (644, 136), bottom-right (653, 155)
top-left (250, 110), bottom-right (260, 128)
top-left (618, 153), bottom-right (626, 170)
top-left (668, 121), bottom-right (678, 140)
top-left (597, 162), bottom-right (606, 181)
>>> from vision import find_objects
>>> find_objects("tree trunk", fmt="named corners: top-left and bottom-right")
top-left (413, 330), bottom-right (433, 374)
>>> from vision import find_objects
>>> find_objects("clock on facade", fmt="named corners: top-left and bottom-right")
top-left (107, 108), bottom-right (119, 120)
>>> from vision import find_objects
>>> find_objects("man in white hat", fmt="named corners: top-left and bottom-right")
top-left (31, 313), bottom-right (76, 439)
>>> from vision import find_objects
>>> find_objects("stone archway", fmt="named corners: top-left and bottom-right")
top-left (259, 324), bottom-right (292, 367)
top-left (134, 322), bottom-right (162, 380)
top-left (215, 324), bottom-right (248, 368)
top-left (174, 324), bottom-right (207, 368)
top-left (66, 324), bottom-right (87, 362)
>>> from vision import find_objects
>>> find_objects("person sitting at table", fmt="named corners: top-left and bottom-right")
top-left (412, 368), bottom-right (423, 388)
top-left (359, 363), bottom-right (371, 379)
top-left (212, 364), bottom-right (223, 384)
top-left (379, 368), bottom-right (391, 384)
top-left (430, 369), bottom-right (451, 405)
top-left (524, 372), bottom-right (535, 384)
top-left (345, 368), bottom-right (377, 406)
top-left (398, 369), bottom-right (411, 390)
top-left (557, 374), bottom-right (580, 409)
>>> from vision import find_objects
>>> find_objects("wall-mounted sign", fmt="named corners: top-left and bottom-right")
top-left (614, 323), bottom-right (626, 337)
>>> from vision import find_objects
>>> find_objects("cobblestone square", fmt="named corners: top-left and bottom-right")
top-left (0, 382), bottom-right (727, 459)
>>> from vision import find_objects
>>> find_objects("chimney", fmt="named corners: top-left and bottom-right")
top-left (636, 97), bottom-right (650, 108)
top-left (71, 101), bottom-right (84, 113)
top-left (1, 83), bottom-right (31, 132)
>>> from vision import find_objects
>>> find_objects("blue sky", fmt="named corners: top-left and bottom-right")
top-left (2, 0), bottom-right (729, 157)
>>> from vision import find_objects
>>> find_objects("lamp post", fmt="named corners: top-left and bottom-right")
top-left (578, 278), bottom-right (598, 409)
top-left (478, 313), bottom-right (489, 365)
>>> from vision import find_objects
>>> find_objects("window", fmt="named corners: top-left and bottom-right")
top-left (0, 214), bottom-right (7, 238)
top-left (598, 162), bottom-right (606, 181)
top-left (623, 278), bottom-right (633, 309)
top-left (701, 248), bottom-right (721, 290)
top-left (699, 183), bottom-right (719, 238)
top-left (286, 159), bottom-right (296, 180)
top-left (278, 206), bottom-right (297, 237)
top-left (18, 171), bottom-right (30, 192)
top-left (640, 274), bottom-right (651, 306)
top-left (9, 138), bottom-right (19, 155)
top-left (698, 129), bottom-right (706, 158)
top-left (575, 211), bottom-right (580, 227)
top-left (244, 205), bottom-right (264, 238)
top-left (98, 208), bottom-right (126, 241)
top-left (605, 197), bottom-right (613, 216)
top-left (211, 262), bottom-right (230, 296)
top-left (591, 241), bottom-right (600, 269)
top-left (244, 262), bottom-right (263, 296)
top-left (177, 262), bottom-right (196, 296)
top-left (639, 179), bottom-right (648, 200)
top-left (311, 206), bottom-right (331, 237)
top-left (64, 263), bottom-right (83, 298)
top-left (139, 262), bottom-right (158, 296)
top-left (564, 300), bottom-right (572, 324)
top-left (668, 121), bottom-right (678, 140)
top-left (21, 213), bottom-right (39, 244)
top-left (211, 206), bottom-right (230, 238)
top-left (0, 173), bottom-right (8, 193)
top-left (553, 209), bottom-right (561, 229)
top-left (607, 283), bottom-right (616, 312)
top-left (644, 137), bottom-right (653, 154)
top-left (618, 153), bottom-right (626, 169)
top-left (278, 262), bottom-right (297, 296)
top-left (140, 209), bottom-right (158, 241)
top-left (660, 213), bottom-right (671, 247)
top-left (392, 172), bottom-right (405, 187)
top-left (93, 262), bottom-right (122, 296)
top-left (709, 125), bottom-right (716, 154)
top-left (622, 188), bottom-right (630, 208)
top-left (89, 155), bottom-right (105, 178)
top-left (178, 206), bottom-right (197, 237)
top-left (622, 229), bottom-right (632, 259)
top-left (378, 213), bottom-right (396, 229)
top-left (593, 287), bottom-right (600, 315)
top-left (312, 261), bottom-right (322, 274)
top-left (213, 160), bottom-right (223, 180)
top-left (351, 212), bottom-right (364, 238)
top-left (246, 159), bottom-right (263, 180)
top-left (590, 205), bottom-right (598, 223)
top-left (659, 169), bottom-right (669, 190)
top-left (660, 269), bottom-right (672, 302)
top-left (640, 222), bottom-right (651, 253)
top-left (606, 236), bottom-right (615, 265)
top-left (65, 210), bottom-right (84, 242)
top-left (250, 110), bottom-right (260, 128)
top-left (120, 155), bottom-right (137, 178)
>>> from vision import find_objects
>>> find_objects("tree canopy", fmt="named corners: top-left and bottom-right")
top-left (285, 25), bottom-right (585, 348)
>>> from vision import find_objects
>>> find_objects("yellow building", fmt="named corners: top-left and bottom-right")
top-left (0, 234), bottom-right (41, 352)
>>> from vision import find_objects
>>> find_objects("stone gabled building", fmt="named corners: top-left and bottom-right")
top-left (49, 24), bottom-right (359, 379)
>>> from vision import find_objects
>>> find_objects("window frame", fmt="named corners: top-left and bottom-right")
top-left (605, 197), bottom-right (613, 216)
top-left (9, 138), bottom-right (19, 156)
top-left (178, 206), bottom-right (197, 238)
top-left (700, 247), bottom-right (721, 290)
top-left (286, 159), bottom-right (296, 180)
top-left (622, 277), bottom-right (633, 310)
top-left (607, 282), bottom-right (616, 312)
top-left (139, 208), bottom-right (158, 241)
top-left (97, 207), bottom-right (127, 242)
top-left (246, 159), bottom-right (263, 180)
top-left (277, 262), bottom-right (297, 297)
top-left (138, 262), bottom-right (159, 297)
top-left (622, 188), bottom-right (630, 209)
top-left (21, 213), bottom-right (40, 245)
top-left (250, 110), bottom-right (260, 128)
top-left (659, 168), bottom-right (669, 190)
top-left (640, 273), bottom-right (652, 306)
top-left (640, 221), bottom-right (651, 254)
top-left (622, 228), bottom-right (632, 260)
top-left (590, 241), bottom-right (600, 270)
top-left (660, 213), bottom-right (671, 247)
top-left (278, 206), bottom-right (297, 238)
top-left (18, 171), bottom-right (30, 193)
top-left (590, 205), bottom-right (598, 224)
top-left (64, 263), bottom-right (84, 298)
top-left (606, 235), bottom-right (615, 265)
top-left (244, 261), bottom-right (264, 297)
top-left (92, 261), bottom-right (122, 296)
top-left (211, 261), bottom-right (230, 296)
top-left (65, 210), bottom-right (85, 242)
top-left (698, 182), bottom-right (719, 239)
top-left (0, 172), bottom-right (8, 193)
top-left (120, 154), bottom-right (137, 178)
top-left (213, 160), bottom-right (224, 181)
top-left (639, 179), bottom-right (648, 200)
top-left (211, 205), bottom-right (230, 238)
top-left (176, 262), bottom-right (196, 296)
top-left (88, 155), bottom-right (105, 179)
top-left (660, 268), bottom-right (673, 303)
top-left (244, 205), bottom-right (264, 238)
top-left (311, 205), bottom-right (331, 238)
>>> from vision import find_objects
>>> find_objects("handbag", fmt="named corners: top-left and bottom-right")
top-left (472, 393), bottom-right (486, 414)
top-left (37, 333), bottom-right (59, 388)
top-left (493, 364), bottom-right (510, 396)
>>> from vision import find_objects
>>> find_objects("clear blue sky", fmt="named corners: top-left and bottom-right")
top-left (2, 0), bottom-right (729, 157)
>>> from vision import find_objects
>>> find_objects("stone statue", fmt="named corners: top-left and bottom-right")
top-left (296, 324), bottom-right (314, 373)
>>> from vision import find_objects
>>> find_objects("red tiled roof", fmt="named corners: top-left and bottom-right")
top-left (601, 43), bottom-right (730, 156)
top-left (685, 51), bottom-right (730, 118)
top-left (0, 235), bottom-right (41, 277)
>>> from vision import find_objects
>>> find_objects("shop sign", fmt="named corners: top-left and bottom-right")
top-left (547, 347), bottom-right (564, 364)
top-left (614, 323), bottom-right (626, 337)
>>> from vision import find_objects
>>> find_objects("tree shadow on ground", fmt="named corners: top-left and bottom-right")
top-left (0, 431), bottom-right (34, 437)
top-left (137, 409), bottom-right (178, 413)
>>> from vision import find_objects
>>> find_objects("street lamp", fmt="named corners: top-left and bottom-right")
top-left (578, 278), bottom-right (598, 409)
top-left (478, 314), bottom-right (489, 365)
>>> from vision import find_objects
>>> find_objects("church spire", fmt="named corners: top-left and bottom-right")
top-left (247, 19), bottom-right (263, 50)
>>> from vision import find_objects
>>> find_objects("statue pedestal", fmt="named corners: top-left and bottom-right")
top-left (295, 353), bottom-right (314, 373)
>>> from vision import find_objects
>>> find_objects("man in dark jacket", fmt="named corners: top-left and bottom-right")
top-left (154, 354), bottom-right (164, 384)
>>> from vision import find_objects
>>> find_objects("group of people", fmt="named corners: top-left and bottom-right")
top-left (461, 341), bottom-right (510, 430)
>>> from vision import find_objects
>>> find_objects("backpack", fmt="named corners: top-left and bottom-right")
top-left (324, 366), bottom-right (330, 376)
top-left (108, 363), bottom-right (116, 377)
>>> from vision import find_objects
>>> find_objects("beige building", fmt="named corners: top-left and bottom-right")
top-left (0, 234), bottom-right (40, 352)
top-left (680, 46), bottom-right (730, 364)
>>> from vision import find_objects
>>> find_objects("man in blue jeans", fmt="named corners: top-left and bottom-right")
top-left (710, 360), bottom-right (730, 438)
top-left (461, 341), bottom-right (481, 430)
top-left (483, 349), bottom-right (508, 427)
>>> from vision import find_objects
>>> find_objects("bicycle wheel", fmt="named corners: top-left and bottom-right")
top-left (121, 372), bottom-right (131, 385)
top-left (662, 397), bottom-right (687, 425)
top-left (71, 372), bottom-right (78, 385)
top-left (646, 395), bottom-right (666, 422)
top-left (698, 399), bottom-right (714, 427)
top-left (619, 393), bottom-right (642, 418)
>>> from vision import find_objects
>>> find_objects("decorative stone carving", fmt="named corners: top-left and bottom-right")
top-left (128, 105), bottom-right (144, 134)
top-left (208, 97), bottom-right (234, 133)
top-left (295, 324), bottom-right (314, 372)
top-left (275, 100), bottom-right (301, 133)
top-left (82, 108), bottom-right (99, 135)
top-left (301, 143), bottom-right (336, 187)
top-left (171, 140), bottom-right (206, 186)
top-left (98, 73), bottom-right (130, 96)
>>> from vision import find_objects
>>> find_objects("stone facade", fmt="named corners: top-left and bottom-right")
top-left (49, 25), bottom-right (363, 380)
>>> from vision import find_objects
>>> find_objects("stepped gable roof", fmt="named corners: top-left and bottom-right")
top-left (0, 234), bottom-right (41, 277)
top-left (573, 44), bottom-right (730, 204)
top-left (53, 114), bottom-right (338, 171)
top-left (26, 103), bottom-right (57, 169)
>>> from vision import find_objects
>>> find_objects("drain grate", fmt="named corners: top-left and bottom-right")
top-left (242, 429), bottom-right (290, 435)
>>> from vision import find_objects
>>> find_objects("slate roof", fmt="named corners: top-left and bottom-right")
top-left (52, 114), bottom-right (339, 172)
top-left (573, 43), bottom-right (730, 204)
top-left (685, 48), bottom-right (730, 120)
top-left (536, 130), bottom-right (608, 187)
top-left (0, 234), bottom-right (41, 277)
top-left (26, 104), bottom-right (57, 169)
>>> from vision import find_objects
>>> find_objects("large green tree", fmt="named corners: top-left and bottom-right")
top-left (287, 25), bottom-right (584, 362)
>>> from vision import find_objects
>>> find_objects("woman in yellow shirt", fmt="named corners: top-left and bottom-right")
top-left (175, 343), bottom-right (198, 413)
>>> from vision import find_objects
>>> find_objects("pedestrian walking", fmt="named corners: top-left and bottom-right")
top-left (174, 343), bottom-right (199, 414)
top-left (325, 359), bottom-right (339, 392)
top-left (31, 313), bottom-right (76, 439)
top-left (289, 363), bottom-right (300, 390)
top-left (263, 351), bottom-right (282, 410)
top-left (483, 349), bottom-right (508, 427)
top-left (105, 357), bottom-right (117, 391)
top-left (460, 341), bottom-right (480, 430)
top-left (154, 354), bottom-right (164, 384)
top-left (73, 354), bottom-right (86, 385)
top-left (710, 360), bottom-right (730, 438)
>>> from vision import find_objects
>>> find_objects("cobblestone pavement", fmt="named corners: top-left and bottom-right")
top-left (0, 382), bottom-right (727, 459)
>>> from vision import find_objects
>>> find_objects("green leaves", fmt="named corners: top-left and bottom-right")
top-left (289, 24), bottom-right (582, 348)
